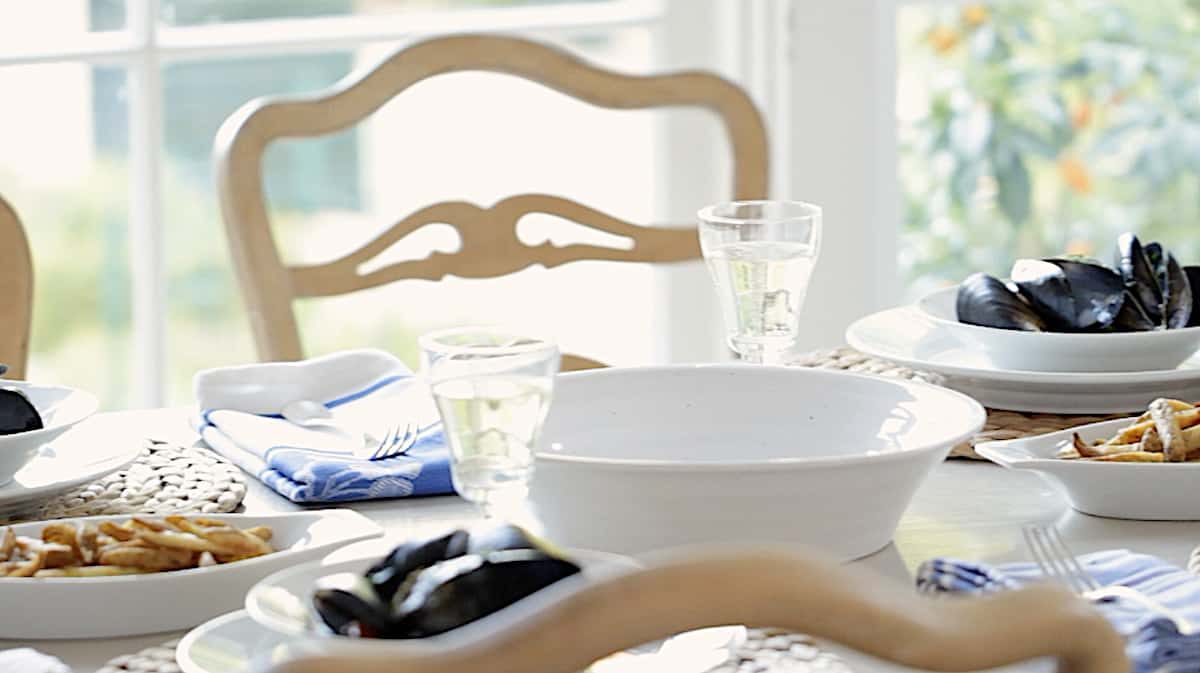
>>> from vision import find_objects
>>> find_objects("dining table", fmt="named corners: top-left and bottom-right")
top-left (6, 405), bottom-right (1200, 673)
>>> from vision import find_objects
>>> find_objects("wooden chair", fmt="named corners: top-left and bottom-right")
top-left (0, 195), bottom-right (32, 380)
top-left (215, 34), bottom-right (768, 370)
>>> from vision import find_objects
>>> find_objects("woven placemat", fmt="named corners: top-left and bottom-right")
top-left (99, 631), bottom-right (849, 673)
top-left (2, 439), bottom-right (246, 524)
top-left (791, 347), bottom-right (1126, 459)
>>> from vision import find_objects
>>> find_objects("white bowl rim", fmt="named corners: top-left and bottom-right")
top-left (919, 286), bottom-right (1200, 341)
top-left (0, 381), bottom-right (99, 442)
top-left (536, 364), bottom-right (986, 470)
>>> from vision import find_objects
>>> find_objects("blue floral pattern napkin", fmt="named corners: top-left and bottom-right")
top-left (193, 349), bottom-right (454, 503)
top-left (918, 549), bottom-right (1200, 673)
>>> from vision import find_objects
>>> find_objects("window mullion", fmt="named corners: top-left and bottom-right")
top-left (127, 0), bottom-right (167, 407)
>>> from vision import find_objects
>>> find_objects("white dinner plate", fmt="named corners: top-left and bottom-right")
top-left (178, 609), bottom-right (744, 673)
top-left (976, 417), bottom-right (1200, 520)
top-left (0, 510), bottom-right (383, 639)
top-left (846, 306), bottom-right (1200, 413)
top-left (0, 414), bottom-right (142, 518)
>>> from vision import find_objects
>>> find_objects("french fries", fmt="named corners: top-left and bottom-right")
top-left (1058, 398), bottom-right (1200, 463)
top-left (0, 517), bottom-right (275, 578)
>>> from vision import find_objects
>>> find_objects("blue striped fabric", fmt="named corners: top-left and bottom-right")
top-left (917, 550), bottom-right (1200, 673)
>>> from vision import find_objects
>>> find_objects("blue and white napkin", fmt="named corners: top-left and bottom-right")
top-left (193, 349), bottom-right (453, 503)
top-left (918, 550), bottom-right (1200, 673)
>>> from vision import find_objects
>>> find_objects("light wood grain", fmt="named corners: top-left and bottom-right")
top-left (0, 195), bottom-right (32, 380)
top-left (260, 550), bottom-right (1128, 673)
top-left (215, 33), bottom-right (767, 367)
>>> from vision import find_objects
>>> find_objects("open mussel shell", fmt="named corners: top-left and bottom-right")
top-left (1112, 289), bottom-right (1157, 332)
top-left (312, 572), bottom-right (392, 638)
top-left (1011, 258), bottom-right (1124, 331)
top-left (1186, 266), bottom-right (1200, 328)
top-left (956, 273), bottom-right (1047, 332)
top-left (1163, 253), bottom-right (1193, 329)
top-left (0, 388), bottom-right (43, 436)
top-left (388, 549), bottom-right (582, 638)
top-left (1117, 233), bottom-right (1164, 325)
top-left (366, 530), bottom-right (470, 603)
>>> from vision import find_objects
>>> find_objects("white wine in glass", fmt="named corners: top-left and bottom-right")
top-left (420, 328), bottom-right (559, 517)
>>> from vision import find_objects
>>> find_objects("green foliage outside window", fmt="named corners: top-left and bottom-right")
top-left (901, 1), bottom-right (1200, 298)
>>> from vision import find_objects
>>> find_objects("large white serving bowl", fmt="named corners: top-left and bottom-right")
top-left (0, 381), bottom-right (99, 486)
top-left (919, 286), bottom-right (1200, 373)
top-left (529, 365), bottom-right (986, 561)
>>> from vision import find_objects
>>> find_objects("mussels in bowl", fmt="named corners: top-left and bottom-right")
top-left (918, 233), bottom-right (1200, 373)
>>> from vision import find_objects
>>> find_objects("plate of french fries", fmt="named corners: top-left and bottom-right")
top-left (0, 510), bottom-right (382, 640)
top-left (978, 399), bottom-right (1200, 520)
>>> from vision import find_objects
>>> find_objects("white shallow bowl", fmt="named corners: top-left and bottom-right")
top-left (245, 548), bottom-right (643, 656)
top-left (529, 365), bottom-right (986, 561)
top-left (0, 381), bottom-right (98, 486)
top-left (0, 510), bottom-right (382, 639)
top-left (977, 418), bottom-right (1200, 520)
top-left (919, 286), bottom-right (1200, 373)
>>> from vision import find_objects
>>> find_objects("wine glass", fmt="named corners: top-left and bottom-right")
top-left (419, 327), bottom-right (560, 518)
top-left (698, 200), bottom-right (823, 365)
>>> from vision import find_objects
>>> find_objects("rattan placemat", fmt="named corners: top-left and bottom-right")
top-left (791, 347), bottom-right (1126, 459)
top-left (2, 439), bottom-right (246, 525)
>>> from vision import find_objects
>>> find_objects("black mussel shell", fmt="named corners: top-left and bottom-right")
top-left (1163, 253), bottom-right (1193, 329)
top-left (0, 388), bottom-right (43, 436)
top-left (1111, 290), bottom-right (1157, 332)
top-left (388, 550), bottom-right (582, 638)
top-left (956, 273), bottom-right (1047, 332)
top-left (1186, 266), bottom-right (1200, 328)
top-left (0, 363), bottom-right (7, 377)
top-left (467, 523), bottom-right (550, 555)
top-left (1011, 259), bottom-right (1124, 331)
top-left (312, 572), bottom-right (392, 638)
top-left (366, 529), bottom-right (471, 604)
top-left (1117, 233), bottom-right (1164, 324)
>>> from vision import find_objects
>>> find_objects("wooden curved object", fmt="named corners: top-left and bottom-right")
top-left (0, 195), bottom-right (32, 380)
top-left (215, 33), bottom-right (768, 365)
top-left (259, 550), bottom-right (1128, 673)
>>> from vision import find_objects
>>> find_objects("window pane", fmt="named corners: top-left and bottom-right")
top-left (0, 2), bottom-right (124, 49)
top-left (160, 0), bottom-right (615, 26)
top-left (0, 63), bottom-right (132, 409)
top-left (898, 1), bottom-right (1200, 299)
top-left (161, 29), bottom-right (672, 403)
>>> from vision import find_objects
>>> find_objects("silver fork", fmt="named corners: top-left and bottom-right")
top-left (365, 422), bottom-right (418, 461)
top-left (1022, 523), bottom-right (1194, 634)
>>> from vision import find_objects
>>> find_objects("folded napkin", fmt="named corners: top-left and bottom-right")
top-left (194, 349), bottom-right (453, 503)
top-left (918, 550), bottom-right (1200, 673)
top-left (0, 649), bottom-right (70, 673)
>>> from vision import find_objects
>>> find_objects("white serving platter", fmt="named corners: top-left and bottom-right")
top-left (0, 510), bottom-right (382, 639)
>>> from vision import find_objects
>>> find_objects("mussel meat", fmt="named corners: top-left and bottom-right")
top-left (0, 388), bottom-right (42, 436)
top-left (956, 273), bottom-right (1047, 332)
top-left (1010, 259), bottom-right (1124, 331)
top-left (312, 572), bottom-right (392, 638)
top-left (1163, 253), bottom-right (1193, 329)
top-left (1117, 233), bottom-right (1164, 325)
top-left (388, 549), bottom-right (581, 638)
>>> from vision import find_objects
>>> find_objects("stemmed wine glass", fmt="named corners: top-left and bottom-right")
top-left (419, 327), bottom-right (560, 518)
top-left (698, 200), bottom-right (823, 365)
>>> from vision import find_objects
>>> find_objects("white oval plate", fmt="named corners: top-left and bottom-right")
top-left (0, 510), bottom-right (383, 639)
top-left (847, 306), bottom-right (1200, 413)
top-left (177, 609), bottom-right (744, 673)
top-left (0, 414), bottom-right (142, 518)
top-left (976, 417), bottom-right (1200, 520)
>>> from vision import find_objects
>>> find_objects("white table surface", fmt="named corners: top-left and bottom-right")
top-left (6, 408), bottom-right (1200, 673)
